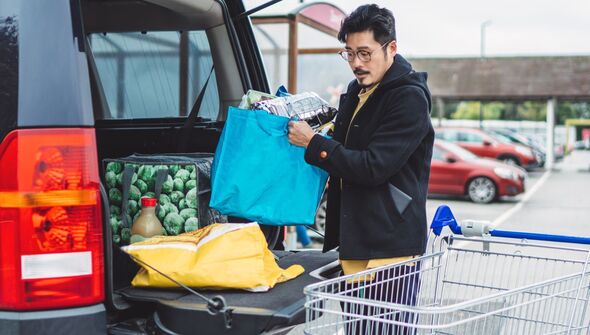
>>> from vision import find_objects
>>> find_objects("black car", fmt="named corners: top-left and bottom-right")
top-left (0, 1), bottom-right (338, 334)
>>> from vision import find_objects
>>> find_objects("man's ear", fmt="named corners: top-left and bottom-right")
top-left (389, 40), bottom-right (398, 57)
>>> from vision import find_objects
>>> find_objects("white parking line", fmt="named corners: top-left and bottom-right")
top-left (491, 170), bottom-right (552, 228)
top-left (450, 170), bottom-right (552, 249)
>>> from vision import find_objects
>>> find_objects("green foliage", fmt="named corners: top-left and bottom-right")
top-left (451, 102), bottom-right (503, 120)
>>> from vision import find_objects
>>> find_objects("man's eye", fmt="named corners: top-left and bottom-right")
top-left (358, 51), bottom-right (370, 57)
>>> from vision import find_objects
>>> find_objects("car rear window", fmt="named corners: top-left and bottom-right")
top-left (89, 30), bottom-right (219, 121)
top-left (0, 1), bottom-right (19, 141)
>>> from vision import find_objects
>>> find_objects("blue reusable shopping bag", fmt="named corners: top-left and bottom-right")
top-left (210, 107), bottom-right (328, 225)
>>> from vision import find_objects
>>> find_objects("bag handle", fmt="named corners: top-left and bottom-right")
top-left (154, 168), bottom-right (169, 213)
top-left (253, 110), bottom-right (289, 137)
top-left (120, 165), bottom-right (135, 229)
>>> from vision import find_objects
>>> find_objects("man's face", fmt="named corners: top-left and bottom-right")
top-left (344, 30), bottom-right (396, 88)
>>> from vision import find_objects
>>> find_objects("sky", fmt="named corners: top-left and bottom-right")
top-left (247, 0), bottom-right (590, 58)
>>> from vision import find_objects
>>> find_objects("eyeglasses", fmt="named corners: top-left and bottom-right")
top-left (338, 41), bottom-right (392, 62)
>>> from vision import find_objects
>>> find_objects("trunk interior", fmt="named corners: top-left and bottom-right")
top-left (95, 124), bottom-right (341, 334)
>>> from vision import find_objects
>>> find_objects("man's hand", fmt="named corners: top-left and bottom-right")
top-left (288, 121), bottom-right (315, 148)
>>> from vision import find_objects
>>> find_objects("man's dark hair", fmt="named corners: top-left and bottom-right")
top-left (337, 4), bottom-right (396, 45)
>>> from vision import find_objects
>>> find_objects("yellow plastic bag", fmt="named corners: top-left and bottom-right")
top-left (122, 222), bottom-right (304, 291)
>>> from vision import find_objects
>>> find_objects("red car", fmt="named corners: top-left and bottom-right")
top-left (429, 140), bottom-right (527, 203)
top-left (435, 127), bottom-right (539, 170)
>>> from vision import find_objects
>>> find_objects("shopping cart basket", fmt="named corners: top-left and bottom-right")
top-left (304, 205), bottom-right (590, 335)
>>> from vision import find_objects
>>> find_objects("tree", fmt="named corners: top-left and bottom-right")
top-left (516, 101), bottom-right (546, 121)
top-left (450, 101), bottom-right (505, 120)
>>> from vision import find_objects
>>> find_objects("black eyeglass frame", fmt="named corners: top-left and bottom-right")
top-left (338, 40), bottom-right (394, 62)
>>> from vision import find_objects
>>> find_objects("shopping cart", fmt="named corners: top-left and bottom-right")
top-left (304, 205), bottom-right (590, 335)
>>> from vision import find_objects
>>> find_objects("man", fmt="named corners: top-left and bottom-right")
top-left (288, 4), bottom-right (433, 331)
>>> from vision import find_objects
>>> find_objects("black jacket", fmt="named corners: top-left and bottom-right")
top-left (304, 54), bottom-right (434, 259)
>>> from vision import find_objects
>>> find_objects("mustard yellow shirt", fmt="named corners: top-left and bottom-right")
top-left (340, 83), bottom-right (418, 276)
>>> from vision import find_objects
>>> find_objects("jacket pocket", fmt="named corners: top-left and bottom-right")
top-left (389, 183), bottom-right (412, 214)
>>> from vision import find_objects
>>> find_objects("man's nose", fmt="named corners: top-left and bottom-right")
top-left (350, 55), bottom-right (363, 68)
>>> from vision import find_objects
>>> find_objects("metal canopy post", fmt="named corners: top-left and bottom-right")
top-left (546, 97), bottom-right (556, 170)
top-left (288, 16), bottom-right (298, 93)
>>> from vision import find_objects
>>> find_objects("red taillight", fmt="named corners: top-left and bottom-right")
top-left (0, 128), bottom-right (104, 310)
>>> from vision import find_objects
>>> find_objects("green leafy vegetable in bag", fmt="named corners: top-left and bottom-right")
top-left (115, 173), bottom-right (123, 187)
top-left (127, 200), bottom-right (139, 217)
top-left (179, 208), bottom-right (197, 221)
top-left (121, 228), bottom-right (131, 243)
top-left (135, 179), bottom-right (148, 194)
top-left (138, 165), bottom-right (155, 182)
top-left (185, 179), bottom-right (196, 191)
top-left (158, 194), bottom-right (171, 206)
top-left (184, 217), bottom-right (199, 232)
top-left (163, 213), bottom-right (184, 235)
top-left (129, 185), bottom-right (141, 202)
top-left (163, 203), bottom-right (179, 215)
top-left (174, 169), bottom-right (190, 184)
top-left (169, 165), bottom-right (180, 176)
top-left (170, 191), bottom-right (184, 206)
top-left (108, 188), bottom-right (122, 205)
top-left (110, 217), bottom-right (120, 234)
top-left (185, 188), bottom-right (197, 209)
top-left (105, 171), bottom-right (117, 189)
top-left (110, 205), bottom-right (121, 216)
top-left (173, 178), bottom-right (184, 193)
top-left (157, 206), bottom-right (167, 221)
top-left (161, 175), bottom-right (174, 194)
top-left (106, 161), bottom-right (123, 174)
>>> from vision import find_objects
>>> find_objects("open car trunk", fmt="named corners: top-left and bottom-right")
top-left (96, 123), bottom-right (341, 334)
top-left (84, 1), bottom-right (341, 333)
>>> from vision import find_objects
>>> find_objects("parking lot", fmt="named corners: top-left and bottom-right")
top-left (427, 150), bottom-right (590, 238)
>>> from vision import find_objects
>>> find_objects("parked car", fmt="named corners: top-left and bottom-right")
top-left (429, 140), bottom-right (527, 203)
top-left (488, 129), bottom-right (546, 167)
top-left (435, 127), bottom-right (539, 170)
top-left (0, 1), bottom-right (339, 334)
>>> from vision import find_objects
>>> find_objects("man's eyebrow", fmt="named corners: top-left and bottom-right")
top-left (345, 46), bottom-right (370, 50)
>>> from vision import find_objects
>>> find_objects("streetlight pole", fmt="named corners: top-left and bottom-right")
top-left (479, 20), bottom-right (492, 129)
top-left (480, 20), bottom-right (492, 58)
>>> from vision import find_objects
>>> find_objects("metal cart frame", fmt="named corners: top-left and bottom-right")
top-left (304, 206), bottom-right (590, 335)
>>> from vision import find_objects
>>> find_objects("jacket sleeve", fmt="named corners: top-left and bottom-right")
top-left (304, 86), bottom-right (431, 186)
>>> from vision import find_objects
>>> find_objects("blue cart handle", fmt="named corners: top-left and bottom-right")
top-left (430, 205), bottom-right (590, 245)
